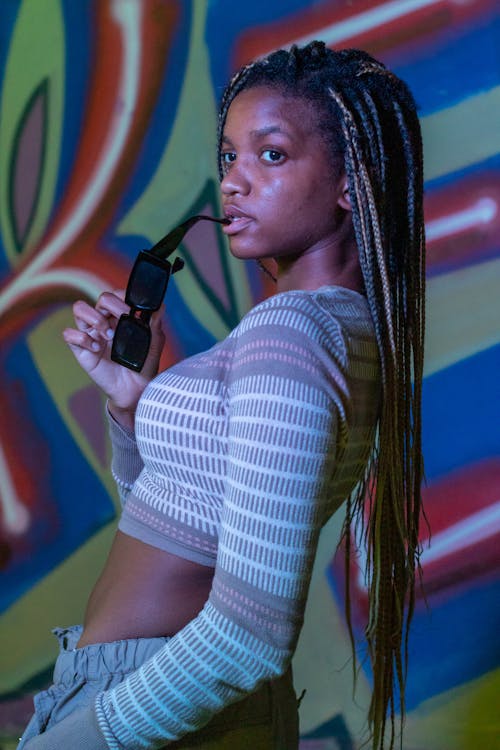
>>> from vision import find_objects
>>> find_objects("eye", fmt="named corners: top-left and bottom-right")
top-left (221, 151), bottom-right (236, 172)
top-left (261, 149), bottom-right (285, 164)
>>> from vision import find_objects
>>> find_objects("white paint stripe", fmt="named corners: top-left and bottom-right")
top-left (277, 0), bottom-right (446, 50)
top-left (19, 269), bottom-right (105, 299)
top-left (356, 501), bottom-right (500, 588)
top-left (426, 197), bottom-right (498, 242)
top-left (420, 501), bottom-right (500, 564)
top-left (0, 443), bottom-right (30, 534)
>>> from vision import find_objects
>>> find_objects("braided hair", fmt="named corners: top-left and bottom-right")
top-left (217, 41), bottom-right (426, 750)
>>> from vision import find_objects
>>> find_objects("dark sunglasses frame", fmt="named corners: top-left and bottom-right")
top-left (111, 214), bottom-right (228, 372)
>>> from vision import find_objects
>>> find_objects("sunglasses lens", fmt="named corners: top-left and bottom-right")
top-left (111, 314), bottom-right (151, 371)
top-left (126, 252), bottom-right (171, 311)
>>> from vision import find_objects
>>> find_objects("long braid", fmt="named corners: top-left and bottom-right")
top-left (217, 42), bottom-right (426, 750)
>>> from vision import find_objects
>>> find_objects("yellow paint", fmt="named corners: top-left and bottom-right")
top-left (404, 668), bottom-right (500, 749)
top-left (421, 86), bottom-right (500, 183)
top-left (293, 510), bottom-right (372, 738)
top-left (424, 257), bottom-right (500, 376)
top-left (0, 523), bottom-right (115, 691)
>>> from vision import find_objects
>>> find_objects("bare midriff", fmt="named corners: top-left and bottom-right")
top-left (77, 530), bottom-right (215, 647)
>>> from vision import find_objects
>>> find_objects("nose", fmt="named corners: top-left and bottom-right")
top-left (220, 160), bottom-right (251, 197)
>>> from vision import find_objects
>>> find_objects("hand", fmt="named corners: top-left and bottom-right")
top-left (63, 291), bottom-right (165, 428)
top-left (23, 705), bottom-right (108, 750)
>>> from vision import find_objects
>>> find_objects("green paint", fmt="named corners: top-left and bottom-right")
top-left (176, 180), bottom-right (242, 335)
top-left (0, 0), bottom-right (64, 264)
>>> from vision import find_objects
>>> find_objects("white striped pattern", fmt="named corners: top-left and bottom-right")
top-left (97, 287), bottom-right (380, 747)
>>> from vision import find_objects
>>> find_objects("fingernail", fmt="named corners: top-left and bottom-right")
top-left (91, 342), bottom-right (100, 351)
top-left (106, 328), bottom-right (114, 339)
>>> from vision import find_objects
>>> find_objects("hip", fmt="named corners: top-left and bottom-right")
top-left (18, 625), bottom-right (299, 750)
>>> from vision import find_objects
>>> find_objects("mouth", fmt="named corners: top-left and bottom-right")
top-left (222, 206), bottom-right (254, 235)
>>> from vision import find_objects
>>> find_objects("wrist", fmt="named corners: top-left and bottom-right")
top-left (107, 401), bottom-right (136, 432)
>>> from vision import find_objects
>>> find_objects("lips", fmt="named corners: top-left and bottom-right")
top-left (222, 205), bottom-right (254, 235)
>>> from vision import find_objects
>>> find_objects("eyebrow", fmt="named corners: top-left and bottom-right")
top-left (221, 125), bottom-right (291, 145)
top-left (250, 125), bottom-right (289, 138)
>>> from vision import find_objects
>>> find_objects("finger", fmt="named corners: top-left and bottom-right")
top-left (95, 290), bottom-right (129, 318)
top-left (141, 313), bottom-right (166, 379)
top-left (73, 300), bottom-right (109, 330)
top-left (72, 301), bottom-right (116, 342)
top-left (63, 327), bottom-right (106, 354)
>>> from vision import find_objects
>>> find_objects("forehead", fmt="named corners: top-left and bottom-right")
top-left (223, 85), bottom-right (323, 143)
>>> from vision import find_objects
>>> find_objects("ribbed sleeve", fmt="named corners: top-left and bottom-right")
top-left (107, 407), bottom-right (144, 508)
top-left (95, 288), bottom-right (379, 748)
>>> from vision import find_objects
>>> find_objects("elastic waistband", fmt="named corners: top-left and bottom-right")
top-left (51, 625), bottom-right (170, 685)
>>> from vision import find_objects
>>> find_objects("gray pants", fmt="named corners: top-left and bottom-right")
top-left (18, 626), bottom-right (299, 749)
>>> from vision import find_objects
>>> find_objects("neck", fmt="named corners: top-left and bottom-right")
top-left (275, 224), bottom-right (364, 295)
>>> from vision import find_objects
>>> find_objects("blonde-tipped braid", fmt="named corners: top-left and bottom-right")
top-left (217, 42), bottom-right (426, 750)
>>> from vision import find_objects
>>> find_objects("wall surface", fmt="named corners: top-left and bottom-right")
top-left (0, 1), bottom-right (499, 748)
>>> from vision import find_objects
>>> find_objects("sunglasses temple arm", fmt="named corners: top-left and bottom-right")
top-left (149, 215), bottom-right (228, 260)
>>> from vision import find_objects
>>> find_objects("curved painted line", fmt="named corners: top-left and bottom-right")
top-left (15, 268), bottom-right (107, 301)
top-left (8, 78), bottom-right (49, 253)
top-left (0, 0), bottom-right (142, 316)
top-left (0, 443), bottom-right (30, 535)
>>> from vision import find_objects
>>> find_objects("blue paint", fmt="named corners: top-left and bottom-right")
top-left (422, 344), bottom-right (500, 482)
top-left (206, 0), bottom-right (313, 90)
top-left (326, 563), bottom-right (500, 710)
top-left (0, 332), bottom-right (115, 613)
top-left (393, 13), bottom-right (500, 116)
top-left (301, 712), bottom-right (355, 748)
top-left (405, 575), bottom-right (500, 707)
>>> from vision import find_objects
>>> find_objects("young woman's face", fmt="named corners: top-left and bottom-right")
top-left (220, 86), bottom-right (347, 264)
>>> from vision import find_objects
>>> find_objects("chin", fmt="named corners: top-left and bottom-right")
top-left (228, 242), bottom-right (261, 260)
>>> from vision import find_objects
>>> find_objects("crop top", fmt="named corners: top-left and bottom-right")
top-left (95, 286), bottom-right (380, 748)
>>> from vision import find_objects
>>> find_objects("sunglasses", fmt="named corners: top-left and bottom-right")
top-left (111, 214), bottom-right (229, 372)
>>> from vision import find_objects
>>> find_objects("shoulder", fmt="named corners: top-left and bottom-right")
top-left (227, 286), bottom-right (377, 384)
top-left (232, 286), bottom-right (374, 350)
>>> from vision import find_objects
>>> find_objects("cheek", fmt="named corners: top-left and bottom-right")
top-left (259, 178), bottom-right (307, 221)
top-left (259, 177), bottom-right (286, 204)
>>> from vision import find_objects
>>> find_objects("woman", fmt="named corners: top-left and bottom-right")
top-left (19, 41), bottom-right (425, 750)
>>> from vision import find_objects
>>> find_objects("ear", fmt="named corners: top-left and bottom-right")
top-left (337, 176), bottom-right (352, 212)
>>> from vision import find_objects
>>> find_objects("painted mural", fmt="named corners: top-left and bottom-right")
top-left (0, 1), bottom-right (498, 748)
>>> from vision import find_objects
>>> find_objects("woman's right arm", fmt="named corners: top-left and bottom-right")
top-left (62, 291), bottom-right (165, 431)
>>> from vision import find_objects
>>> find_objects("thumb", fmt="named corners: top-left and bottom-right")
top-left (141, 311), bottom-right (166, 377)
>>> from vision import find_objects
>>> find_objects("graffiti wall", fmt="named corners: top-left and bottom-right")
top-left (0, 0), bottom-right (498, 747)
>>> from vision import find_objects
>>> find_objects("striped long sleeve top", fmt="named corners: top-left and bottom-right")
top-left (95, 286), bottom-right (380, 748)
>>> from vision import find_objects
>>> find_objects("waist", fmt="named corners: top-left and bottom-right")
top-left (79, 530), bottom-right (214, 647)
top-left (119, 488), bottom-right (219, 566)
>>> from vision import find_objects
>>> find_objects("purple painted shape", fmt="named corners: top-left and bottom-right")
top-left (68, 385), bottom-right (108, 468)
top-left (13, 88), bottom-right (45, 246)
top-left (183, 204), bottom-right (231, 309)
